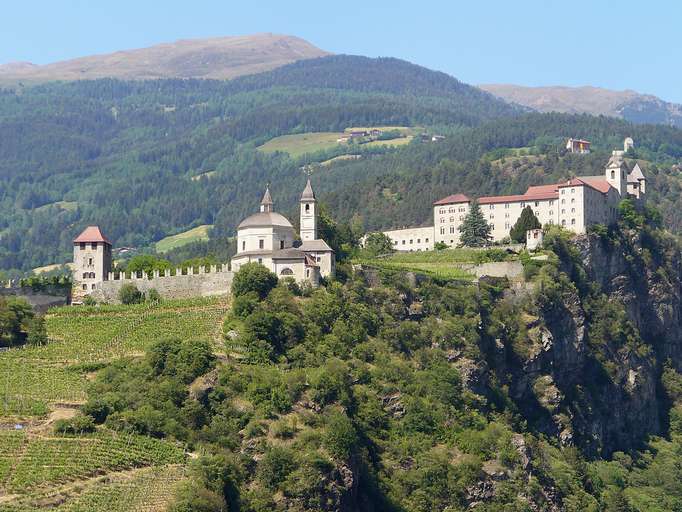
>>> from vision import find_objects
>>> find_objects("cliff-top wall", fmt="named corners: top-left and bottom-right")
top-left (90, 266), bottom-right (233, 303)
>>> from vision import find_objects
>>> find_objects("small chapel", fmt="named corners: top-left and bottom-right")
top-left (231, 179), bottom-right (335, 284)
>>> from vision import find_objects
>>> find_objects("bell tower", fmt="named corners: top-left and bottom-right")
top-left (299, 179), bottom-right (317, 241)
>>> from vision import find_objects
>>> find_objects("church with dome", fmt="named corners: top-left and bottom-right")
top-left (70, 179), bottom-right (335, 303)
top-left (231, 179), bottom-right (335, 285)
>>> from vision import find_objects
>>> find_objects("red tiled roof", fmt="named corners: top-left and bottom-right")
top-left (433, 193), bottom-right (470, 205)
top-left (73, 226), bottom-right (111, 245)
top-left (525, 184), bottom-right (559, 195)
top-left (478, 192), bottom-right (558, 204)
top-left (561, 177), bottom-right (612, 194)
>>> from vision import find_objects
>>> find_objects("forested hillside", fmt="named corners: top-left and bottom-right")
top-left (1, 55), bottom-right (682, 276)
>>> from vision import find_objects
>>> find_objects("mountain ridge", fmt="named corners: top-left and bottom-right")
top-left (0, 33), bottom-right (329, 83)
top-left (480, 83), bottom-right (682, 127)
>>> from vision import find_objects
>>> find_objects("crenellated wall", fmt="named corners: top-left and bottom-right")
top-left (90, 265), bottom-right (234, 303)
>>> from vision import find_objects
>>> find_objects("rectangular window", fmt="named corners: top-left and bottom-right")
top-left (259, 240), bottom-right (264, 249)
top-left (450, 226), bottom-right (455, 234)
top-left (417, 239), bottom-right (421, 243)
top-left (409, 240), bottom-right (413, 244)
top-left (535, 201), bottom-right (539, 207)
top-left (440, 227), bottom-right (445, 235)
top-left (571, 219), bottom-right (576, 225)
top-left (242, 241), bottom-right (246, 251)
top-left (280, 240), bottom-right (285, 249)
top-left (88, 258), bottom-right (93, 266)
top-left (91, 242), bottom-right (97, 249)
top-left (505, 203), bottom-right (510, 209)
top-left (489, 204), bottom-right (494, 209)
top-left (402, 240), bottom-right (406, 245)
top-left (80, 242), bottom-right (86, 250)
top-left (425, 238), bottom-right (429, 243)
top-left (258, 258), bottom-right (263, 264)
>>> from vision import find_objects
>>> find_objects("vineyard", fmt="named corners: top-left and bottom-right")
top-left (0, 296), bottom-right (229, 509)
top-left (0, 297), bottom-right (229, 417)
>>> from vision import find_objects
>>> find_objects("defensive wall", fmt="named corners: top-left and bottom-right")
top-left (90, 265), bottom-right (234, 304)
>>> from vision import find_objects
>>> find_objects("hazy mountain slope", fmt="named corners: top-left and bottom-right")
top-left (0, 33), bottom-right (328, 83)
top-left (480, 84), bottom-right (682, 127)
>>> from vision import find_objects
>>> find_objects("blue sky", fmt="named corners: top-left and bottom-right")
top-left (2, 0), bottom-right (681, 102)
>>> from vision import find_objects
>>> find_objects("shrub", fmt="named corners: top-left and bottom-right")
top-left (258, 446), bottom-right (298, 490)
top-left (232, 291), bottom-right (260, 318)
top-left (363, 232), bottom-right (394, 256)
top-left (324, 411), bottom-right (358, 460)
top-left (146, 288), bottom-right (162, 303)
top-left (232, 262), bottom-right (278, 299)
top-left (82, 295), bottom-right (97, 306)
top-left (54, 414), bottom-right (96, 434)
top-left (119, 283), bottom-right (143, 305)
top-left (25, 316), bottom-right (48, 346)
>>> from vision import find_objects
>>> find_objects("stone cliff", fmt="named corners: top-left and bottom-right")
top-left (482, 227), bottom-right (682, 457)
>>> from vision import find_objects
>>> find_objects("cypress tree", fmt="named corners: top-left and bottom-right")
top-left (458, 200), bottom-right (492, 247)
top-left (509, 206), bottom-right (542, 243)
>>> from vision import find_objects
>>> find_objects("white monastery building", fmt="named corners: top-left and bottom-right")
top-left (231, 179), bottom-right (335, 283)
top-left (383, 139), bottom-right (647, 250)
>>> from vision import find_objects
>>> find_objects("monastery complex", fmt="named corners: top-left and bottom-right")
top-left (383, 139), bottom-right (647, 251)
top-left (72, 180), bottom-right (334, 303)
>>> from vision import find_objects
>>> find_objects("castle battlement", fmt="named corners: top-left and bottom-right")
top-left (106, 263), bottom-right (231, 282)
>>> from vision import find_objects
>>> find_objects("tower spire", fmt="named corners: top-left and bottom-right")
top-left (300, 178), bottom-right (316, 202)
top-left (260, 185), bottom-right (273, 213)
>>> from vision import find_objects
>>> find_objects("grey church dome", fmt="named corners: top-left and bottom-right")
top-left (237, 211), bottom-right (294, 229)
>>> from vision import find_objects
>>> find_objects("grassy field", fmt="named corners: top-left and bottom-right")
top-left (364, 136), bottom-right (413, 148)
top-left (257, 132), bottom-right (343, 157)
top-left (33, 262), bottom-right (74, 274)
top-left (155, 224), bottom-right (212, 253)
top-left (0, 297), bottom-right (229, 417)
top-left (353, 248), bottom-right (518, 281)
top-left (258, 126), bottom-right (417, 158)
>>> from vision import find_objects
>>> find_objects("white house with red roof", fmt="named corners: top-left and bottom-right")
top-left (383, 139), bottom-right (646, 250)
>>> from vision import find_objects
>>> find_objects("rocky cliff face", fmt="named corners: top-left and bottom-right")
top-left (485, 229), bottom-right (682, 457)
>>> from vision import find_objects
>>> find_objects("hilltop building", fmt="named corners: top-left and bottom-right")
top-left (72, 180), bottom-right (334, 303)
top-left (383, 139), bottom-right (646, 250)
top-left (231, 179), bottom-right (335, 282)
top-left (566, 138), bottom-right (591, 154)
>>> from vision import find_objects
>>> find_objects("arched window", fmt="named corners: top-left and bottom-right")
top-left (280, 268), bottom-right (294, 276)
top-left (611, 170), bottom-right (615, 179)
top-left (305, 204), bottom-right (310, 213)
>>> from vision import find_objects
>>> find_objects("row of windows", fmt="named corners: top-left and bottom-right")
top-left (438, 207), bottom-right (467, 214)
top-left (79, 242), bottom-right (101, 250)
top-left (82, 272), bottom-right (95, 279)
top-left (394, 238), bottom-right (430, 245)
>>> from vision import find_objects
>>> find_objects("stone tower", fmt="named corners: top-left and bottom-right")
top-left (299, 179), bottom-right (317, 241)
top-left (73, 226), bottom-right (112, 295)
top-left (605, 151), bottom-right (627, 197)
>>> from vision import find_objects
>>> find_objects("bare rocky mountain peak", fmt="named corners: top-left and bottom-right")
top-left (479, 83), bottom-right (682, 127)
top-left (0, 33), bottom-right (329, 83)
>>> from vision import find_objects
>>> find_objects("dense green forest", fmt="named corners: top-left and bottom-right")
top-left (1, 55), bottom-right (681, 275)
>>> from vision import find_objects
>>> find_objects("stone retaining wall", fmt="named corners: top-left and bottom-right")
top-left (90, 267), bottom-right (234, 303)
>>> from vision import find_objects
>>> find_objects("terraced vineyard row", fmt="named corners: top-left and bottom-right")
top-left (0, 465), bottom-right (187, 511)
top-left (0, 430), bottom-right (186, 495)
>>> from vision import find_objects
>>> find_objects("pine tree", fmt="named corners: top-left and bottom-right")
top-left (509, 206), bottom-right (542, 243)
top-left (458, 200), bottom-right (492, 247)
